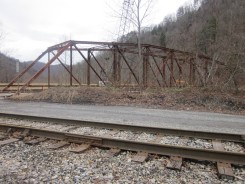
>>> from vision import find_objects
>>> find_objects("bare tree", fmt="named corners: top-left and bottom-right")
top-left (117, 0), bottom-right (155, 84)
top-left (129, 0), bottom-right (154, 59)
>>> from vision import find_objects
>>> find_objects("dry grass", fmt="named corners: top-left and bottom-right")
top-left (10, 86), bottom-right (245, 115)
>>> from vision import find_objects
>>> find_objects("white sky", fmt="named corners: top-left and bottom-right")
top-left (0, 0), bottom-right (189, 61)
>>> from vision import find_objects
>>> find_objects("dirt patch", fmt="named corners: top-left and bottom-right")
top-left (10, 87), bottom-right (245, 115)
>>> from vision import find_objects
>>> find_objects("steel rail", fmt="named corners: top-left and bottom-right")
top-left (0, 113), bottom-right (244, 143)
top-left (0, 123), bottom-right (244, 165)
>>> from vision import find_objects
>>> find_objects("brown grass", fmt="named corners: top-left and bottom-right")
top-left (10, 86), bottom-right (245, 115)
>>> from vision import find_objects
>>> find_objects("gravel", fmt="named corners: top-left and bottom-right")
top-left (135, 132), bottom-right (157, 142)
top-left (223, 141), bottom-right (245, 153)
top-left (187, 138), bottom-right (213, 149)
top-left (0, 140), bottom-right (244, 183)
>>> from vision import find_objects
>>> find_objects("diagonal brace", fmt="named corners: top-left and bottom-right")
top-left (74, 45), bottom-right (105, 85)
top-left (51, 52), bottom-right (81, 85)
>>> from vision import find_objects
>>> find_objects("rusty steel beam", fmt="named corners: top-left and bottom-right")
top-left (148, 48), bottom-right (169, 87)
top-left (161, 57), bottom-right (169, 87)
top-left (172, 53), bottom-right (183, 87)
top-left (165, 54), bottom-right (177, 87)
top-left (19, 43), bottom-right (70, 91)
top-left (162, 58), bottom-right (167, 87)
top-left (48, 40), bottom-right (223, 65)
top-left (116, 46), bottom-right (139, 85)
top-left (74, 45), bottom-right (105, 86)
top-left (148, 60), bottom-right (161, 87)
top-left (2, 49), bottom-right (48, 91)
top-left (175, 59), bottom-right (183, 87)
top-left (90, 52), bottom-right (108, 80)
top-left (51, 52), bottom-right (81, 85)
top-left (47, 40), bottom-right (71, 52)
top-left (66, 48), bottom-right (168, 59)
top-left (90, 52), bottom-right (107, 77)
top-left (72, 41), bottom-right (214, 61)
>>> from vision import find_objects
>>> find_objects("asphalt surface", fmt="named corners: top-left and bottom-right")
top-left (0, 100), bottom-right (244, 134)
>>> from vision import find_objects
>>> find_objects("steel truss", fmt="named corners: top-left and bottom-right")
top-left (2, 40), bottom-right (222, 91)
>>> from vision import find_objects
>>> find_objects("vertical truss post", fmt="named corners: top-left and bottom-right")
top-left (113, 46), bottom-right (118, 84)
top-left (162, 58), bottom-right (166, 87)
top-left (70, 45), bottom-right (73, 86)
top-left (48, 52), bottom-right (50, 88)
top-left (87, 49), bottom-right (91, 86)
top-left (170, 52), bottom-right (174, 87)
top-left (143, 47), bottom-right (149, 87)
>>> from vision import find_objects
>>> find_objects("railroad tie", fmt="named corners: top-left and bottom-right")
top-left (25, 137), bottom-right (47, 145)
top-left (0, 132), bottom-right (7, 140)
top-left (212, 139), bottom-right (234, 180)
top-left (166, 156), bottom-right (183, 170)
top-left (0, 138), bottom-right (19, 146)
top-left (47, 141), bottom-right (70, 149)
top-left (69, 144), bottom-right (91, 153)
top-left (106, 148), bottom-right (121, 157)
top-left (131, 151), bottom-right (148, 163)
top-left (12, 128), bottom-right (31, 139)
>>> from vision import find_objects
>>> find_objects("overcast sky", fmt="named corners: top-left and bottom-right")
top-left (0, 0), bottom-right (189, 61)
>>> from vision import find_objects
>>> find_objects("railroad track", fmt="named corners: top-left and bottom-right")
top-left (0, 114), bottom-right (244, 180)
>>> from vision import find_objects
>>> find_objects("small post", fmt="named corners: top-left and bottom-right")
top-left (70, 45), bottom-right (73, 86)
top-left (87, 49), bottom-right (91, 86)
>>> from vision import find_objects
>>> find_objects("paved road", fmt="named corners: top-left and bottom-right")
top-left (0, 100), bottom-right (244, 134)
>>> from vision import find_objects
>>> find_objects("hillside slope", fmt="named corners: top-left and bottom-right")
top-left (122, 0), bottom-right (245, 89)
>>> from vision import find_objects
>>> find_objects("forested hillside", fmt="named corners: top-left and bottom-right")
top-left (125, 0), bottom-right (245, 90)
